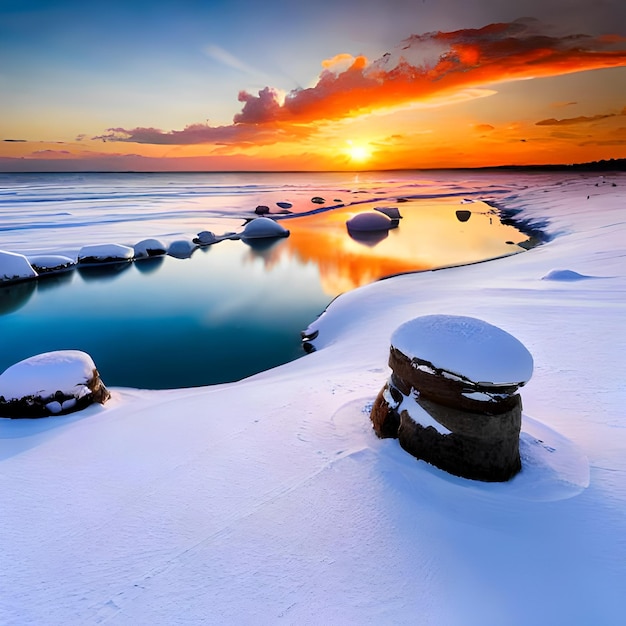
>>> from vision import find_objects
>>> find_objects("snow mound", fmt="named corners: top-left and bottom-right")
top-left (167, 239), bottom-right (197, 259)
top-left (0, 250), bottom-right (38, 283)
top-left (541, 269), bottom-right (597, 281)
top-left (347, 211), bottom-right (394, 232)
top-left (0, 350), bottom-right (97, 402)
top-left (78, 243), bottom-right (134, 264)
top-left (28, 254), bottom-right (75, 274)
top-left (242, 217), bottom-right (290, 239)
top-left (193, 231), bottom-right (218, 246)
top-left (134, 238), bottom-right (167, 258)
top-left (391, 315), bottom-right (533, 386)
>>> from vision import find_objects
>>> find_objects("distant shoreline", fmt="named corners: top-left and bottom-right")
top-left (1, 158), bottom-right (624, 175)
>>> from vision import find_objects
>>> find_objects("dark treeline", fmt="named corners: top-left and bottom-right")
top-left (489, 158), bottom-right (626, 172)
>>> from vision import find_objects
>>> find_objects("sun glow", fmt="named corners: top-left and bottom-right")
top-left (346, 141), bottom-right (372, 162)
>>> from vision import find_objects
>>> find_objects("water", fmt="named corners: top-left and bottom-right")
top-left (0, 171), bottom-right (529, 389)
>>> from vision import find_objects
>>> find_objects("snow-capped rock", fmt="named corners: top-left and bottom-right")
top-left (0, 350), bottom-right (110, 418)
top-left (0, 250), bottom-right (38, 284)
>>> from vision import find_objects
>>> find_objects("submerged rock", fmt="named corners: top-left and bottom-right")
top-left (242, 217), bottom-right (290, 240)
top-left (0, 250), bottom-right (38, 284)
top-left (370, 315), bottom-right (533, 482)
top-left (0, 350), bottom-right (110, 418)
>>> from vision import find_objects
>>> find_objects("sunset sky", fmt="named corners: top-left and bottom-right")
top-left (2, 0), bottom-right (626, 171)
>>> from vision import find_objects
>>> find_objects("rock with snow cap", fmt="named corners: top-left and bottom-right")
top-left (0, 250), bottom-right (38, 284)
top-left (0, 350), bottom-right (110, 418)
top-left (78, 243), bottom-right (134, 265)
top-left (28, 254), bottom-right (76, 275)
top-left (346, 211), bottom-right (395, 233)
top-left (134, 238), bottom-right (167, 258)
top-left (371, 315), bottom-right (533, 481)
top-left (242, 217), bottom-right (290, 240)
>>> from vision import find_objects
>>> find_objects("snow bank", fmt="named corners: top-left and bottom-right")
top-left (0, 172), bottom-right (624, 625)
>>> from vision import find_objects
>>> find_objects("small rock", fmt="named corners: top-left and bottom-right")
top-left (28, 255), bottom-right (75, 275)
top-left (193, 231), bottom-right (218, 246)
top-left (255, 205), bottom-right (270, 215)
top-left (134, 238), bottom-right (167, 258)
top-left (242, 217), bottom-right (290, 239)
top-left (311, 197), bottom-right (325, 204)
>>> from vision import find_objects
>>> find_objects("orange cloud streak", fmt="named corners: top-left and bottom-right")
top-left (97, 18), bottom-right (626, 146)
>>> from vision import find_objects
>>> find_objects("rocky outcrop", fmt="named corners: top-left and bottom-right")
top-left (371, 315), bottom-right (533, 482)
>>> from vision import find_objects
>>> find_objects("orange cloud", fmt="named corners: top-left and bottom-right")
top-left (98, 18), bottom-right (626, 146)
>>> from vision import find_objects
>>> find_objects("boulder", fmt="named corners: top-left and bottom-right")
top-left (311, 196), bottom-right (325, 204)
top-left (0, 350), bottom-right (110, 418)
top-left (28, 255), bottom-right (76, 275)
top-left (193, 231), bottom-right (218, 246)
top-left (78, 243), bottom-right (134, 265)
top-left (134, 238), bottom-right (167, 258)
top-left (0, 250), bottom-right (38, 284)
top-left (346, 211), bottom-right (395, 232)
top-left (255, 205), bottom-right (270, 215)
top-left (242, 217), bottom-right (290, 240)
top-left (370, 315), bottom-right (533, 482)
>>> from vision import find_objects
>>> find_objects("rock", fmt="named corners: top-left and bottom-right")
top-left (242, 217), bottom-right (290, 240)
top-left (167, 239), bottom-right (197, 259)
top-left (0, 250), bottom-right (38, 284)
top-left (0, 350), bottom-right (110, 418)
top-left (276, 202), bottom-right (293, 209)
top-left (456, 210), bottom-right (472, 222)
top-left (346, 211), bottom-right (395, 232)
top-left (374, 206), bottom-right (402, 220)
top-left (370, 315), bottom-right (533, 482)
top-left (78, 243), bottom-right (134, 265)
top-left (311, 196), bottom-right (325, 204)
top-left (193, 231), bottom-right (218, 246)
top-left (134, 238), bottom-right (167, 258)
top-left (28, 254), bottom-right (76, 275)
top-left (255, 205), bottom-right (270, 215)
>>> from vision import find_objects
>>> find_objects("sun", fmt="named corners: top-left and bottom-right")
top-left (346, 141), bottom-right (372, 163)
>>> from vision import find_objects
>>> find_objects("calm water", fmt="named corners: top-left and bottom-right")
top-left (0, 171), bottom-right (529, 388)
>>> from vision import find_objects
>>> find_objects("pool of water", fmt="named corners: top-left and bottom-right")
top-left (0, 174), bottom-right (529, 389)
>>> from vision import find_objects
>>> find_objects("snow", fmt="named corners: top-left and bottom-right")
top-left (133, 238), bottom-right (167, 258)
top-left (390, 314), bottom-right (534, 386)
top-left (0, 249), bottom-right (38, 283)
top-left (0, 350), bottom-right (96, 401)
top-left (27, 254), bottom-right (75, 273)
top-left (0, 172), bottom-right (625, 625)
top-left (78, 243), bottom-right (134, 264)
top-left (398, 392), bottom-right (452, 435)
top-left (241, 216), bottom-right (290, 239)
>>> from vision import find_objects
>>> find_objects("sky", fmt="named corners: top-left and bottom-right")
top-left (1, 0), bottom-right (626, 171)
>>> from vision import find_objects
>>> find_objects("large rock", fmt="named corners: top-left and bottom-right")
top-left (371, 315), bottom-right (533, 482)
top-left (0, 350), bottom-right (110, 418)
top-left (134, 238), bottom-right (167, 258)
top-left (28, 254), bottom-right (76, 275)
top-left (0, 250), bottom-right (38, 284)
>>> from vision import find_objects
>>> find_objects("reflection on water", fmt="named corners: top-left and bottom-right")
top-left (0, 196), bottom-right (528, 389)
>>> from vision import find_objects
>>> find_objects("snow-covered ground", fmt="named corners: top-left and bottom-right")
top-left (1, 172), bottom-right (624, 625)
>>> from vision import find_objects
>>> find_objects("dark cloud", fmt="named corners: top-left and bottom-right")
top-left (536, 114), bottom-right (619, 126)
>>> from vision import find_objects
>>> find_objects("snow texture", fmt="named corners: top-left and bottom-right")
top-left (0, 250), bottom-right (38, 283)
top-left (27, 254), bottom-right (75, 273)
top-left (0, 172), bottom-right (624, 626)
top-left (0, 350), bottom-right (96, 401)
top-left (391, 314), bottom-right (534, 385)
